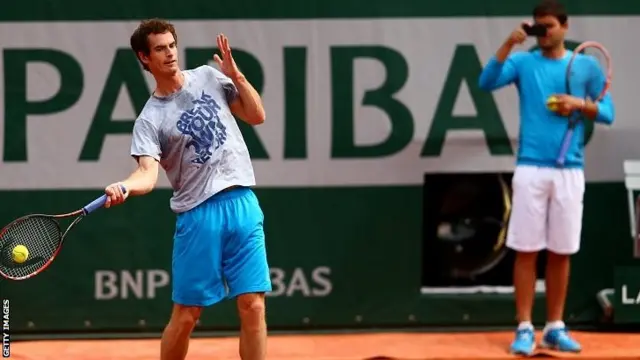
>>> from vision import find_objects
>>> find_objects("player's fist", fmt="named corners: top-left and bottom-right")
top-left (507, 23), bottom-right (528, 45)
top-left (104, 182), bottom-right (129, 208)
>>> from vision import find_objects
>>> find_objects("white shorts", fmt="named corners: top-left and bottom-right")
top-left (506, 165), bottom-right (585, 255)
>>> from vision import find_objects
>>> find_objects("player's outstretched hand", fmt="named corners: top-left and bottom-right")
top-left (213, 34), bottom-right (241, 80)
top-left (104, 182), bottom-right (128, 208)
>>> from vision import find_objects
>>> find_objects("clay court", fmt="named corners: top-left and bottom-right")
top-left (8, 330), bottom-right (640, 359)
top-left (3, 2), bottom-right (640, 360)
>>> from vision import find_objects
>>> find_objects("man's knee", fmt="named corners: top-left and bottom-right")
top-left (515, 250), bottom-right (539, 263)
top-left (169, 304), bottom-right (202, 332)
top-left (547, 250), bottom-right (572, 260)
top-left (237, 293), bottom-right (266, 329)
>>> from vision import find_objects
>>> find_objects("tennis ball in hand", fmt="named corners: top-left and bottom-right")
top-left (12, 245), bottom-right (29, 263)
top-left (547, 96), bottom-right (570, 116)
top-left (547, 96), bottom-right (560, 112)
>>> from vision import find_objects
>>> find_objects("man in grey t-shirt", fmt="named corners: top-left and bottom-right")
top-left (103, 20), bottom-right (271, 360)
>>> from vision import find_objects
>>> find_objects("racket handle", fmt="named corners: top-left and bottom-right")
top-left (556, 128), bottom-right (574, 167)
top-left (82, 185), bottom-right (128, 215)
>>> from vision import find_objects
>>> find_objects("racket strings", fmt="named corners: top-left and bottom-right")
top-left (0, 216), bottom-right (61, 279)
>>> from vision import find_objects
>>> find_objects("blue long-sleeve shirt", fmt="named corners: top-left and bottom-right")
top-left (478, 49), bottom-right (615, 169)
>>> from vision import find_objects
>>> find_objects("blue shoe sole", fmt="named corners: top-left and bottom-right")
top-left (510, 344), bottom-right (536, 356)
top-left (540, 340), bottom-right (582, 353)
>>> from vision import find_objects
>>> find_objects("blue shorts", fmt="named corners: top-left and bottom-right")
top-left (171, 186), bottom-right (272, 307)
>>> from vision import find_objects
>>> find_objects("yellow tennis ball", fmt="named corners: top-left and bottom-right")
top-left (12, 245), bottom-right (29, 264)
top-left (547, 96), bottom-right (559, 112)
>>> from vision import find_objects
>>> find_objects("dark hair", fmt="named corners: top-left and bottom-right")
top-left (130, 18), bottom-right (178, 72)
top-left (533, 0), bottom-right (568, 25)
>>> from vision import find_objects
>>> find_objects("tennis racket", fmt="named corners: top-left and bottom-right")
top-left (0, 185), bottom-right (127, 281)
top-left (556, 41), bottom-right (612, 167)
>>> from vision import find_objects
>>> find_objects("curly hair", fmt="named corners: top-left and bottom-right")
top-left (130, 18), bottom-right (178, 72)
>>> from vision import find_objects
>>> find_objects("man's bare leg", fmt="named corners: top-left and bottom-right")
top-left (539, 251), bottom-right (581, 352)
top-left (160, 304), bottom-right (202, 360)
top-left (509, 250), bottom-right (539, 355)
top-left (514, 251), bottom-right (539, 325)
top-left (545, 251), bottom-right (570, 323)
top-left (237, 293), bottom-right (267, 360)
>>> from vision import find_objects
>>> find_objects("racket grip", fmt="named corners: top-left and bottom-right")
top-left (82, 185), bottom-right (128, 215)
top-left (83, 195), bottom-right (109, 215)
top-left (556, 129), bottom-right (574, 166)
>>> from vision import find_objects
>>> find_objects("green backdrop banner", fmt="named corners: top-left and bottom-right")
top-left (2, 188), bottom-right (423, 332)
top-left (614, 266), bottom-right (640, 324)
top-left (1, 183), bottom-right (635, 333)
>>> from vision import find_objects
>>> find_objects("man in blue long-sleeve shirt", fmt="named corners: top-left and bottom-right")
top-left (478, 0), bottom-right (614, 356)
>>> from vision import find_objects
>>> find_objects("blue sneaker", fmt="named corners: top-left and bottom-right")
top-left (510, 328), bottom-right (536, 356)
top-left (540, 327), bottom-right (582, 352)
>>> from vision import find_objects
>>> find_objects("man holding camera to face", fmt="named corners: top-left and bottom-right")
top-left (478, 0), bottom-right (616, 356)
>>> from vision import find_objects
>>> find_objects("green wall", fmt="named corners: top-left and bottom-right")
top-left (1, 182), bottom-right (632, 333)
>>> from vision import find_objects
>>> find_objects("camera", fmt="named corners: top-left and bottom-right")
top-left (522, 23), bottom-right (548, 37)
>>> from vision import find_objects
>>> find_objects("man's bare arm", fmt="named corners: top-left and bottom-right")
top-left (121, 156), bottom-right (160, 196)
top-left (104, 155), bottom-right (159, 208)
top-left (229, 73), bottom-right (265, 125)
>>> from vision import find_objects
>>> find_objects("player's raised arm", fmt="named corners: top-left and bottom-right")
top-left (212, 34), bottom-right (266, 125)
top-left (478, 25), bottom-right (527, 91)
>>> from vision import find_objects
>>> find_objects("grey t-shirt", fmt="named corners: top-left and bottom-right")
top-left (130, 65), bottom-right (256, 213)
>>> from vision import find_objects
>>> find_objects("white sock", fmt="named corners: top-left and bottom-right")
top-left (518, 321), bottom-right (534, 331)
top-left (543, 320), bottom-right (565, 334)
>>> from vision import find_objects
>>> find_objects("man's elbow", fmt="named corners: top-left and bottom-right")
top-left (247, 110), bottom-right (266, 125)
top-left (598, 111), bottom-right (615, 125)
top-left (595, 103), bottom-right (615, 125)
top-left (478, 79), bottom-right (491, 92)
top-left (144, 169), bottom-right (160, 193)
top-left (478, 73), bottom-right (495, 92)
top-left (129, 178), bottom-right (156, 196)
top-left (232, 100), bottom-right (265, 125)
top-left (144, 176), bottom-right (158, 194)
top-left (130, 166), bottom-right (158, 196)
